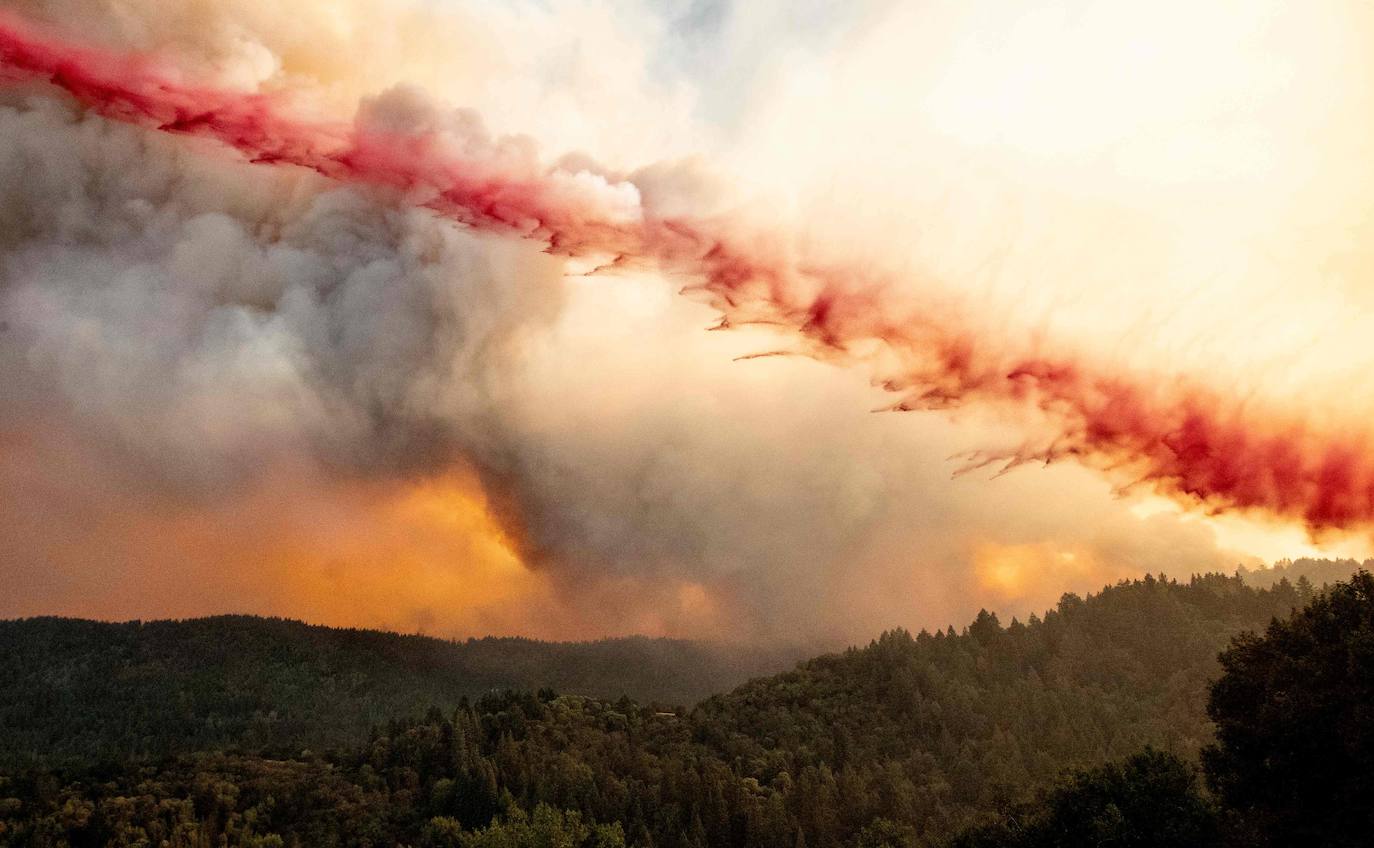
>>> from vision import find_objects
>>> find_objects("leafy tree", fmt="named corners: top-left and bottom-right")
top-left (1203, 571), bottom-right (1374, 847)
top-left (454, 804), bottom-right (625, 848)
top-left (948, 749), bottom-right (1218, 848)
top-left (854, 818), bottom-right (916, 848)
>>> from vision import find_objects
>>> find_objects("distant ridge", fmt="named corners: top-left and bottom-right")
top-left (1238, 556), bottom-right (1373, 590)
top-left (0, 614), bottom-right (801, 766)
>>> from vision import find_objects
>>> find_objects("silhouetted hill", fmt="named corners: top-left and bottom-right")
top-left (0, 615), bottom-right (800, 767)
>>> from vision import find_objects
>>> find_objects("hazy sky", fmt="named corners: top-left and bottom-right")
top-left (2, 0), bottom-right (1373, 646)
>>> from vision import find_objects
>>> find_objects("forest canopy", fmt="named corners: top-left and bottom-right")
top-left (6, 569), bottom-right (1365, 846)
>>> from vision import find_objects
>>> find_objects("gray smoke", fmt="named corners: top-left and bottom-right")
top-left (0, 92), bottom-right (563, 491)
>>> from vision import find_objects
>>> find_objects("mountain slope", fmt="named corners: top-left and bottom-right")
top-left (0, 615), bottom-right (798, 766)
top-left (685, 573), bottom-right (1309, 834)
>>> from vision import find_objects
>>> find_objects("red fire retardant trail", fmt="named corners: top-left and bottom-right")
top-left (3, 14), bottom-right (1372, 532)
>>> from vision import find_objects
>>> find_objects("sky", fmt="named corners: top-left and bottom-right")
top-left (2, 0), bottom-right (1374, 646)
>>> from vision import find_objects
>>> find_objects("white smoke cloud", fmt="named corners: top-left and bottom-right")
top-left (0, 92), bottom-right (564, 490)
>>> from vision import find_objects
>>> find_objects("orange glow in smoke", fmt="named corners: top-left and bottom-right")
top-left (973, 541), bottom-right (1103, 607)
top-left (250, 470), bottom-right (548, 635)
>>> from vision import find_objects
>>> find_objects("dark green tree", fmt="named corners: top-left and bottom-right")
top-left (1203, 571), bottom-right (1374, 847)
top-left (949, 749), bottom-right (1218, 848)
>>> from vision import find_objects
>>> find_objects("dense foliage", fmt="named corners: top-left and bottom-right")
top-left (1203, 571), bottom-right (1374, 847)
top-left (948, 749), bottom-right (1219, 848)
top-left (0, 616), bottom-right (798, 767)
top-left (0, 574), bottom-right (1314, 847)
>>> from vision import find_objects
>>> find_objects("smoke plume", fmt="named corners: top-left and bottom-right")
top-left (4, 12), bottom-right (1373, 532)
top-left (4, 1), bottom-right (1372, 642)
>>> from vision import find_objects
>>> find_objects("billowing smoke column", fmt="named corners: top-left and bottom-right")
top-left (1, 11), bottom-right (1371, 535)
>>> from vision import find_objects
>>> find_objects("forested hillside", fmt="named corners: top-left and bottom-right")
top-left (0, 616), bottom-right (799, 767)
top-left (1238, 556), bottom-right (1372, 590)
top-left (0, 573), bottom-right (1317, 846)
